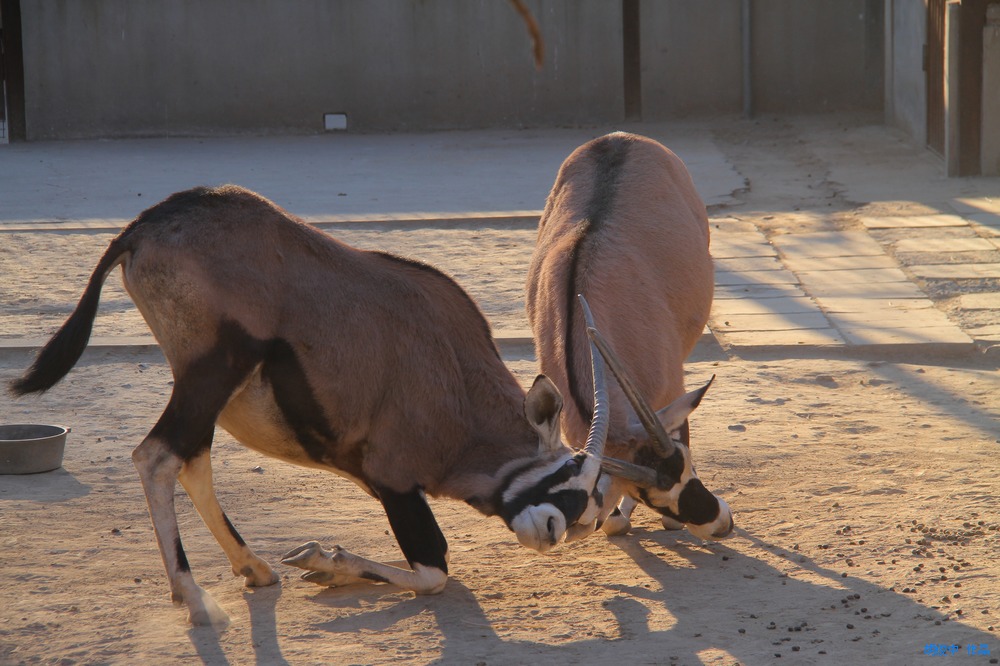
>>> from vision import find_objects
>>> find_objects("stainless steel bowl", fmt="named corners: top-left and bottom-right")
top-left (0, 424), bottom-right (68, 474)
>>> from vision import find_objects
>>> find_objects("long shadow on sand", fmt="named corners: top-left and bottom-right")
top-left (268, 526), bottom-right (996, 664)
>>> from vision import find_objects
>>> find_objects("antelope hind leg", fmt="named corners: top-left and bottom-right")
top-left (178, 449), bottom-right (279, 588)
top-left (133, 435), bottom-right (230, 627)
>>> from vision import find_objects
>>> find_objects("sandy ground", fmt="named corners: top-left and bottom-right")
top-left (2, 117), bottom-right (1000, 665)
top-left (2, 349), bottom-right (998, 665)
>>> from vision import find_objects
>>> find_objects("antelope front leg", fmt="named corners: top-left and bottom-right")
top-left (281, 541), bottom-right (448, 594)
top-left (282, 485), bottom-right (449, 595)
top-left (281, 542), bottom-right (380, 587)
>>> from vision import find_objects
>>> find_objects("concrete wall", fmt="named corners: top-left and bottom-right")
top-left (18, 0), bottom-right (886, 140)
top-left (885, 0), bottom-right (927, 142)
top-left (640, 0), bottom-right (883, 119)
top-left (751, 0), bottom-right (883, 114)
top-left (640, 0), bottom-right (744, 118)
top-left (20, 0), bottom-right (622, 139)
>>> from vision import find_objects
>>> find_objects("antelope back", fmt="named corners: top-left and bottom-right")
top-left (526, 132), bottom-right (713, 446)
top-left (526, 133), bottom-right (732, 541)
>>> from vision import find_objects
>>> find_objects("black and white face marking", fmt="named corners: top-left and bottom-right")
top-left (635, 440), bottom-right (734, 541)
top-left (500, 452), bottom-right (604, 552)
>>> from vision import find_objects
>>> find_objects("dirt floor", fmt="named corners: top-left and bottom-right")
top-left (2, 117), bottom-right (999, 665)
top-left (2, 349), bottom-right (998, 665)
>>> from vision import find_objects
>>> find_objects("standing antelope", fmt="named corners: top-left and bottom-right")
top-left (526, 132), bottom-right (734, 541)
top-left (9, 185), bottom-right (622, 627)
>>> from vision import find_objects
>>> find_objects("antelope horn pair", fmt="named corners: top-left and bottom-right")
top-left (578, 295), bottom-right (705, 490)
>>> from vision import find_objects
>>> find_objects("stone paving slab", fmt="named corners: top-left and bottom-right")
top-left (951, 196), bottom-right (1000, 215)
top-left (826, 307), bottom-right (957, 327)
top-left (860, 214), bottom-right (969, 229)
top-left (709, 234), bottom-right (777, 259)
top-left (714, 269), bottom-right (800, 287)
top-left (893, 237), bottom-right (998, 253)
top-left (796, 267), bottom-right (913, 285)
top-left (958, 293), bottom-right (1000, 309)
top-left (838, 326), bottom-right (973, 346)
top-left (782, 254), bottom-right (900, 271)
top-left (909, 263), bottom-right (1000, 279)
top-left (803, 281), bottom-right (928, 299)
top-left (714, 284), bottom-right (811, 300)
top-left (710, 296), bottom-right (818, 316)
top-left (966, 325), bottom-right (1000, 341)
top-left (818, 297), bottom-right (935, 313)
top-left (709, 219), bottom-right (977, 352)
top-left (710, 217), bottom-right (759, 233)
top-left (771, 231), bottom-right (885, 258)
top-left (967, 212), bottom-right (1000, 232)
top-left (714, 327), bottom-right (846, 348)
top-left (713, 256), bottom-right (784, 272)
top-left (711, 312), bottom-right (831, 332)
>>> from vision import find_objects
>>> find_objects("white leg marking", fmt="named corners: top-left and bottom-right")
top-left (603, 494), bottom-right (637, 536)
top-left (566, 519), bottom-right (598, 542)
top-left (133, 437), bottom-right (230, 627)
top-left (661, 515), bottom-right (685, 531)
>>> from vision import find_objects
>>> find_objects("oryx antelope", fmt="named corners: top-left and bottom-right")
top-left (10, 185), bottom-right (621, 626)
top-left (526, 132), bottom-right (734, 541)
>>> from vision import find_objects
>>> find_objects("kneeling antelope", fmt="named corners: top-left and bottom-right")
top-left (10, 185), bottom-right (619, 626)
top-left (526, 132), bottom-right (734, 541)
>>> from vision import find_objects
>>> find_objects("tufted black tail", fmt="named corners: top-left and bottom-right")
top-left (9, 235), bottom-right (130, 396)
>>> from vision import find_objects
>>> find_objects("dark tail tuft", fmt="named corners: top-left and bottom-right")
top-left (9, 236), bottom-right (129, 396)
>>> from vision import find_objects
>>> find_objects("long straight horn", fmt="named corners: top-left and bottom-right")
top-left (578, 295), bottom-right (609, 459)
top-left (599, 456), bottom-right (658, 488)
top-left (585, 324), bottom-right (677, 459)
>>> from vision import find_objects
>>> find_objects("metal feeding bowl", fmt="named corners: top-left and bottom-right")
top-left (0, 424), bottom-right (68, 474)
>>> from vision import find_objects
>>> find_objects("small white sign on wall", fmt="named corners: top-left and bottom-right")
top-left (324, 113), bottom-right (348, 131)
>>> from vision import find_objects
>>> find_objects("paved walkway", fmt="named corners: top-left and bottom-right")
top-left (710, 220), bottom-right (984, 352)
top-left (2, 118), bottom-right (999, 360)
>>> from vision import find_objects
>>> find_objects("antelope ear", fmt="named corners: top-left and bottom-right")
top-left (654, 376), bottom-right (715, 435)
top-left (524, 375), bottom-right (564, 455)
